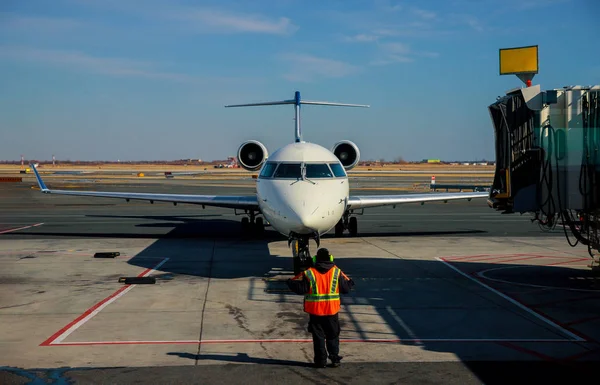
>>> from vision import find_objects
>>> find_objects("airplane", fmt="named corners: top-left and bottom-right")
top-left (30, 91), bottom-right (489, 274)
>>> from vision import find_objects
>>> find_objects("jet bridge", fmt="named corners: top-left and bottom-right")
top-left (488, 84), bottom-right (600, 260)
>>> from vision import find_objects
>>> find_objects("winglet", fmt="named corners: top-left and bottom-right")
top-left (30, 164), bottom-right (49, 192)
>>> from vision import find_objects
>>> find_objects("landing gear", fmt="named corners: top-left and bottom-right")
top-left (291, 238), bottom-right (312, 275)
top-left (334, 211), bottom-right (358, 237)
top-left (240, 211), bottom-right (264, 236)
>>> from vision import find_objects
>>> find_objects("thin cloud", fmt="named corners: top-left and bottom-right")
top-left (411, 7), bottom-right (437, 19)
top-left (66, 0), bottom-right (298, 35)
top-left (368, 41), bottom-right (438, 66)
top-left (370, 42), bottom-right (414, 65)
top-left (170, 8), bottom-right (298, 35)
top-left (277, 53), bottom-right (360, 82)
top-left (0, 46), bottom-right (208, 83)
top-left (343, 34), bottom-right (380, 43)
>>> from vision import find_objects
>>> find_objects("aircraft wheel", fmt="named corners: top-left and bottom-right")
top-left (255, 217), bottom-right (264, 235)
top-left (335, 220), bottom-right (344, 237)
top-left (241, 217), bottom-right (250, 234)
top-left (349, 217), bottom-right (358, 236)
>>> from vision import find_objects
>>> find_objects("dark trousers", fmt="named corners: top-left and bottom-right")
top-left (308, 313), bottom-right (341, 364)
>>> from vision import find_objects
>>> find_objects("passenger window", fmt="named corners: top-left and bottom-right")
top-left (329, 163), bottom-right (347, 177)
top-left (305, 164), bottom-right (333, 178)
top-left (259, 162), bottom-right (278, 178)
top-left (274, 163), bottom-right (302, 178)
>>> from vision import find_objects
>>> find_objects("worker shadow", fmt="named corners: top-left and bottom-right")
top-left (166, 352), bottom-right (313, 368)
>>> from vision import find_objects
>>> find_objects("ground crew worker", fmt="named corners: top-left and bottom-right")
top-left (287, 248), bottom-right (354, 368)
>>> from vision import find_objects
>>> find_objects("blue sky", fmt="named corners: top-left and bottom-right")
top-left (1, 0), bottom-right (598, 162)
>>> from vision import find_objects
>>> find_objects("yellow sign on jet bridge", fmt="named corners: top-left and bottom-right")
top-left (499, 45), bottom-right (538, 75)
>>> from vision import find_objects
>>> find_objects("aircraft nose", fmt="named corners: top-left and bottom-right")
top-left (288, 201), bottom-right (320, 230)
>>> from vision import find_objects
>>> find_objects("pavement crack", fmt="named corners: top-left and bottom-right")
top-left (195, 239), bottom-right (216, 364)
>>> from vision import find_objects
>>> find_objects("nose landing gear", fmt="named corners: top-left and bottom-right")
top-left (289, 232), bottom-right (320, 275)
top-left (290, 238), bottom-right (312, 275)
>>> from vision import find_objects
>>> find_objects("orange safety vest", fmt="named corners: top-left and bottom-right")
top-left (302, 266), bottom-right (342, 316)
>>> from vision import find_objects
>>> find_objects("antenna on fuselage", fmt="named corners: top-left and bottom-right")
top-left (225, 91), bottom-right (369, 143)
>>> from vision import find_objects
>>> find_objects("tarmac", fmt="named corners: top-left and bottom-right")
top-left (1, 177), bottom-right (600, 384)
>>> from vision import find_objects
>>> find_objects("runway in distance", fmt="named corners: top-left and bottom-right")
top-left (30, 91), bottom-right (489, 274)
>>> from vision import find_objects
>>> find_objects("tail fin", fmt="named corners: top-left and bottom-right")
top-left (225, 91), bottom-right (369, 142)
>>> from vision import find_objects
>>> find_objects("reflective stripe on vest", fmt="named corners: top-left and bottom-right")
top-left (303, 267), bottom-right (341, 315)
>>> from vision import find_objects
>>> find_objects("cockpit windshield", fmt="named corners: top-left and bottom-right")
top-left (273, 163), bottom-right (302, 178)
top-left (259, 162), bottom-right (278, 178)
top-left (305, 164), bottom-right (333, 178)
top-left (260, 162), bottom-right (347, 179)
top-left (328, 163), bottom-right (347, 177)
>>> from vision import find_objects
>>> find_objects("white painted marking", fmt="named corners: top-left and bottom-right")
top-left (477, 265), bottom-right (600, 293)
top-left (51, 258), bottom-right (169, 345)
top-left (435, 257), bottom-right (585, 342)
top-left (52, 285), bottom-right (137, 344)
top-left (385, 306), bottom-right (422, 345)
top-left (0, 223), bottom-right (44, 234)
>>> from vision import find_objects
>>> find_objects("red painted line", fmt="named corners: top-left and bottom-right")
top-left (48, 338), bottom-right (573, 346)
top-left (496, 342), bottom-right (559, 362)
top-left (564, 347), bottom-right (600, 361)
top-left (40, 260), bottom-right (166, 347)
top-left (443, 254), bottom-right (573, 263)
top-left (564, 315), bottom-right (600, 327)
top-left (40, 285), bottom-right (131, 346)
top-left (498, 256), bottom-right (547, 264)
top-left (526, 306), bottom-right (594, 343)
top-left (442, 254), bottom-right (495, 261)
top-left (0, 223), bottom-right (44, 235)
top-left (545, 258), bottom-right (590, 266)
top-left (461, 266), bottom-right (593, 343)
top-left (529, 295), bottom-right (600, 309)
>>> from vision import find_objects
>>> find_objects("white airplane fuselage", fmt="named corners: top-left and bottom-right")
top-left (255, 142), bottom-right (349, 238)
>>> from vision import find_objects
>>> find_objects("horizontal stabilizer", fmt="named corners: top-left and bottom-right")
top-left (225, 100), bottom-right (296, 108)
top-left (300, 100), bottom-right (369, 107)
top-left (225, 91), bottom-right (369, 142)
top-left (225, 100), bottom-right (369, 108)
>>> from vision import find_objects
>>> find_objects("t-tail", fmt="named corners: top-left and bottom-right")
top-left (225, 91), bottom-right (369, 143)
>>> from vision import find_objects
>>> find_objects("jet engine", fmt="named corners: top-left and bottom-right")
top-left (332, 140), bottom-right (360, 170)
top-left (237, 140), bottom-right (268, 171)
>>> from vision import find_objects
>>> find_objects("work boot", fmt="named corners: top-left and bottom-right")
top-left (314, 361), bottom-right (327, 368)
top-left (330, 355), bottom-right (343, 367)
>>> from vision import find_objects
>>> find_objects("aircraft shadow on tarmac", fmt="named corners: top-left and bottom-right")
top-left (81, 213), bottom-right (489, 279)
top-left (8, 213), bottom-right (600, 383)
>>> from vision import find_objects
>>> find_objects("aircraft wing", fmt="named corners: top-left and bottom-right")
top-left (347, 191), bottom-right (489, 209)
top-left (30, 164), bottom-right (258, 210)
